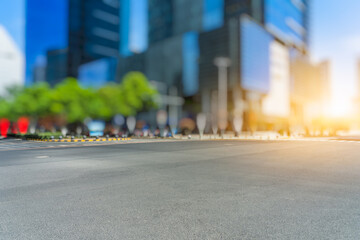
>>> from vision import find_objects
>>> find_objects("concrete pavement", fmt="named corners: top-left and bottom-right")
top-left (1, 140), bottom-right (360, 239)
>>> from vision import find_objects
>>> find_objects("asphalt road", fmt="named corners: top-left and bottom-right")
top-left (1, 139), bottom-right (360, 239)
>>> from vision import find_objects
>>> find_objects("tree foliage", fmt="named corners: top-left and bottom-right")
top-left (0, 98), bottom-right (11, 119)
top-left (121, 72), bottom-right (158, 113)
top-left (0, 72), bottom-right (159, 124)
top-left (13, 83), bottom-right (53, 119)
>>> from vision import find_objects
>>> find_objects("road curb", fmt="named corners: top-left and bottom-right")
top-left (26, 138), bottom-right (131, 143)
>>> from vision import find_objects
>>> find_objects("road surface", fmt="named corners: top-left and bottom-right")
top-left (1, 139), bottom-right (360, 239)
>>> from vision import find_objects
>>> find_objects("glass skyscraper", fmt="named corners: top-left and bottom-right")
top-left (240, 16), bottom-right (273, 94)
top-left (25, 0), bottom-right (120, 86)
top-left (148, 0), bottom-right (174, 44)
top-left (78, 57), bottom-right (117, 88)
top-left (67, 0), bottom-right (120, 78)
top-left (264, 0), bottom-right (308, 47)
top-left (123, 0), bottom-right (226, 96)
top-left (203, 0), bottom-right (225, 31)
top-left (147, 0), bottom-right (224, 43)
top-left (223, 0), bottom-right (308, 47)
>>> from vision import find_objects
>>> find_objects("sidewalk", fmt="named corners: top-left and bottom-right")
top-left (174, 132), bottom-right (284, 141)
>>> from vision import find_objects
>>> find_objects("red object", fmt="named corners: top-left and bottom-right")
top-left (10, 122), bottom-right (18, 134)
top-left (17, 117), bottom-right (30, 134)
top-left (0, 118), bottom-right (10, 137)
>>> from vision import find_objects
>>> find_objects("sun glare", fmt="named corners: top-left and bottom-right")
top-left (327, 95), bottom-right (353, 118)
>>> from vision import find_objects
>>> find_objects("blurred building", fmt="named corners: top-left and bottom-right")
top-left (290, 57), bottom-right (331, 129)
top-left (23, 0), bottom-right (312, 131)
top-left (147, 0), bottom-right (224, 45)
top-left (148, 0), bottom-right (174, 44)
top-left (225, 0), bottom-right (263, 22)
top-left (118, 0), bottom-right (224, 126)
top-left (119, 0), bottom-right (217, 93)
top-left (45, 49), bottom-right (68, 87)
top-left (358, 59), bottom-right (360, 95)
top-left (262, 41), bottom-right (291, 120)
top-left (117, 0), bottom-right (309, 131)
top-left (67, 0), bottom-right (120, 79)
top-left (358, 59), bottom-right (360, 90)
top-left (78, 57), bottom-right (117, 88)
top-left (357, 58), bottom-right (360, 103)
top-left (198, 0), bottom-right (308, 131)
top-left (25, 0), bottom-right (120, 86)
top-left (354, 59), bottom-right (360, 124)
top-left (0, 25), bottom-right (24, 96)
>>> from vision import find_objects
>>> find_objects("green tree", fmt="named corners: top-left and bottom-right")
top-left (0, 98), bottom-right (11, 119)
top-left (83, 86), bottom-right (112, 121)
top-left (121, 72), bottom-right (158, 115)
top-left (98, 83), bottom-right (133, 117)
top-left (10, 83), bottom-right (52, 120)
top-left (1, 72), bottom-right (159, 126)
top-left (97, 72), bottom-right (159, 118)
top-left (51, 78), bottom-right (94, 123)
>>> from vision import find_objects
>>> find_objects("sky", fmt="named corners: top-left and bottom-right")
top-left (0, 0), bottom-right (24, 51)
top-left (0, 0), bottom-right (359, 115)
top-left (311, 0), bottom-right (360, 115)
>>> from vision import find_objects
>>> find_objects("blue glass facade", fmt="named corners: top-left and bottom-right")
top-left (26, 0), bottom-right (120, 85)
top-left (120, 0), bottom-right (148, 56)
top-left (148, 0), bottom-right (173, 44)
top-left (120, 0), bottom-right (131, 56)
top-left (25, 0), bottom-right (68, 85)
top-left (68, 0), bottom-right (120, 77)
top-left (265, 0), bottom-right (307, 46)
top-left (224, 0), bottom-right (253, 22)
top-left (241, 17), bottom-right (273, 94)
top-left (78, 58), bottom-right (117, 88)
top-left (182, 32), bottom-right (199, 96)
top-left (203, 0), bottom-right (224, 31)
top-left (46, 48), bottom-right (67, 87)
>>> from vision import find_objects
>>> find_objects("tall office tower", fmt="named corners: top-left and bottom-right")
top-left (172, 0), bottom-right (203, 35)
top-left (25, 0), bottom-right (120, 86)
top-left (148, 0), bottom-right (174, 44)
top-left (0, 25), bottom-right (24, 95)
top-left (202, 0), bottom-right (225, 31)
top-left (291, 57), bottom-right (331, 123)
top-left (198, 0), bottom-right (309, 131)
top-left (67, 0), bottom-right (120, 78)
top-left (224, 0), bottom-right (308, 50)
top-left (200, 0), bottom-right (310, 92)
top-left (318, 60), bottom-right (331, 108)
top-left (263, 0), bottom-right (308, 50)
top-left (225, 0), bottom-right (263, 23)
top-left (357, 59), bottom-right (360, 120)
top-left (45, 49), bottom-right (68, 86)
top-left (146, 0), bottom-right (308, 48)
top-left (119, 0), bottom-right (203, 95)
top-left (147, 0), bottom-right (224, 44)
top-left (197, 0), bottom-right (309, 96)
